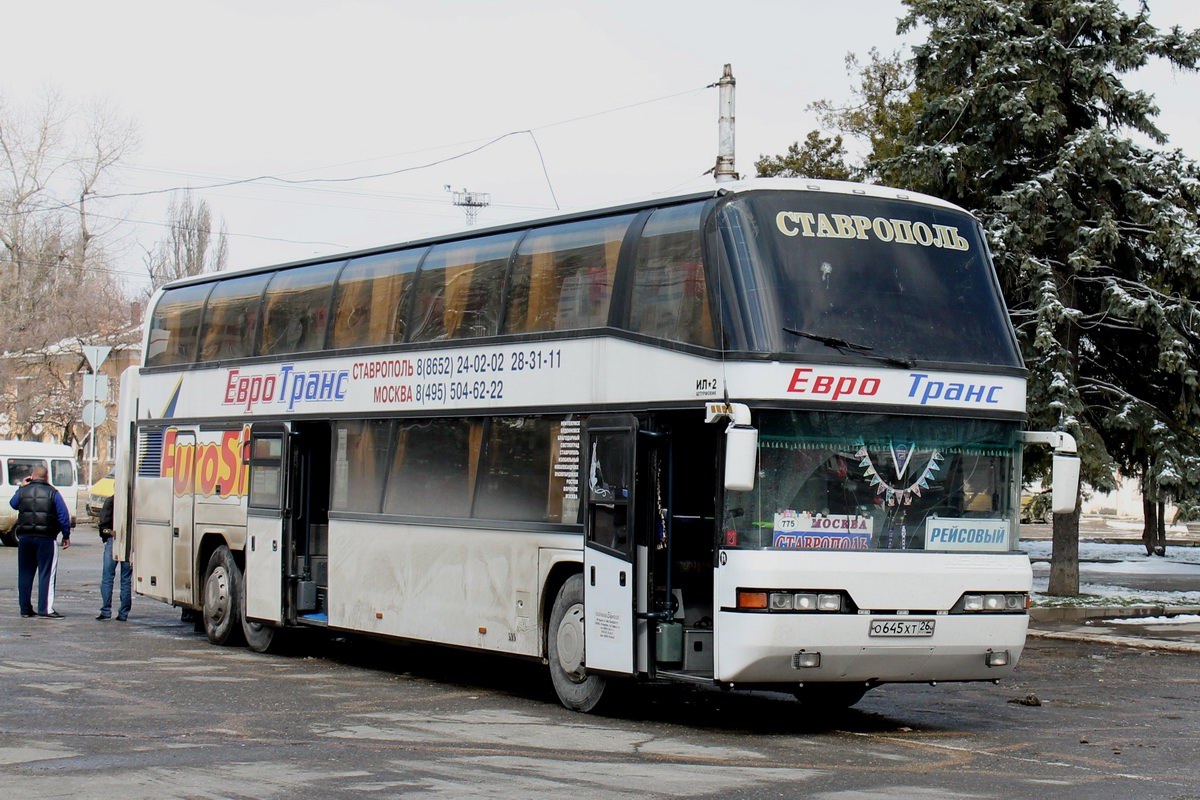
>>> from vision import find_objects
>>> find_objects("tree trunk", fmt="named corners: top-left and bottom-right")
top-left (1142, 491), bottom-right (1158, 557)
top-left (1046, 504), bottom-right (1081, 596)
top-left (1155, 499), bottom-right (1167, 556)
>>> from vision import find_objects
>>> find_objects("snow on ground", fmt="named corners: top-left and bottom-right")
top-left (1022, 540), bottom-right (1200, 566)
top-left (1023, 539), bottom-right (1200, 607)
top-left (1104, 614), bottom-right (1200, 625)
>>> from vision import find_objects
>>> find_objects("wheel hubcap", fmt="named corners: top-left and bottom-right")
top-left (556, 603), bottom-right (587, 682)
top-left (205, 566), bottom-right (230, 625)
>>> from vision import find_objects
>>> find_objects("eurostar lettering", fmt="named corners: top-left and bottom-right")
top-left (908, 373), bottom-right (1002, 406)
top-left (927, 526), bottom-right (1006, 545)
top-left (775, 211), bottom-right (971, 251)
top-left (223, 365), bottom-right (349, 413)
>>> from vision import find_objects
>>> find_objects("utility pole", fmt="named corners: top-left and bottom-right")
top-left (714, 64), bottom-right (737, 183)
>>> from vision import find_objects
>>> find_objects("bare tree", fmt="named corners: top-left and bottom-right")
top-left (0, 90), bottom-right (139, 447)
top-left (144, 190), bottom-right (228, 290)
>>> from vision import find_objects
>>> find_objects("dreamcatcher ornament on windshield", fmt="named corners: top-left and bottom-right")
top-left (855, 439), bottom-right (943, 507)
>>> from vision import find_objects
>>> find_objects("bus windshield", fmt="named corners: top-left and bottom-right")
top-left (723, 411), bottom-right (1020, 553)
top-left (719, 192), bottom-right (1021, 367)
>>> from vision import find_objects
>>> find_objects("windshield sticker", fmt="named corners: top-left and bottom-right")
top-left (772, 510), bottom-right (872, 549)
top-left (925, 518), bottom-right (1009, 552)
top-left (858, 441), bottom-right (943, 507)
top-left (775, 211), bottom-right (971, 251)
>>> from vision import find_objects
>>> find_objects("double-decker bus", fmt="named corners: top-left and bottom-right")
top-left (113, 178), bottom-right (1078, 712)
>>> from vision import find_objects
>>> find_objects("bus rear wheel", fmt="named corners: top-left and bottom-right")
top-left (203, 546), bottom-right (245, 646)
top-left (548, 574), bottom-right (607, 712)
top-left (794, 682), bottom-right (870, 711)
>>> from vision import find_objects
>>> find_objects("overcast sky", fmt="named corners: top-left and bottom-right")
top-left (4, 0), bottom-right (1200, 290)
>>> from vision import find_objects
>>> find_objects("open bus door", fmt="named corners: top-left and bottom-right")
top-left (244, 424), bottom-right (288, 627)
top-left (582, 415), bottom-right (640, 675)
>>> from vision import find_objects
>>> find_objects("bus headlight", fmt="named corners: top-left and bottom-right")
top-left (956, 592), bottom-right (1028, 613)
top-left (742, 590), bottom-right (850, 613)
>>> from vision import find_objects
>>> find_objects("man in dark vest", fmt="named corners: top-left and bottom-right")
top-left (10, 464), bottom-right (73, 618)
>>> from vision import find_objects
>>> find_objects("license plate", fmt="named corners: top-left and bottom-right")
top-left (869, 619), bottom-right (935, 637)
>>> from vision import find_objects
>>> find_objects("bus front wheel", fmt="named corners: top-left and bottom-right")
top-left (203, 546), bottom-right (245, 646)
top-left (548, 573), bottom-right (607, 712)
top-left (794, 682), bottom-right (870, 711)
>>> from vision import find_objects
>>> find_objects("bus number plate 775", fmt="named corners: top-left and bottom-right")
top-left (868, 619), bottom-right (935, 637)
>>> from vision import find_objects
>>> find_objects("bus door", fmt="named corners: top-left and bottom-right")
top-left (244, 421), bottom-right (331, 625)
top-left (583, 415), bottom-right (641, 675)
top-left (244, 425), bottom-right (288, 624)
top-left (170, 431), bottom-right (196, 606)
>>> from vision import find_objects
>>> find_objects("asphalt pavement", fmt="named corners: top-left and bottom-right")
top-left (1022, 516), bottom-right (1200, 654)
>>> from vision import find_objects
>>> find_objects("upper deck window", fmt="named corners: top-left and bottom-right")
top-left (330, 249), bottom-right (423, 349)
top-left (258, 261), bottom-right (344, 356)
top-left (408, 233), bottom-right (520, 342)
top-left (146, 282), bottom-right (212, 367)
top-left (628, 203), bottom-right (715, 348)
top-left (720, 192), bottom-right (1021, 367)
top-left (506, 215), bottom-right (633, 333)
top-left (198, 272), bottom-right (271, 362)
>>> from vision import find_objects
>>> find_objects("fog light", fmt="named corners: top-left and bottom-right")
top-left (769, 592), bottom-right (794, 610)
top-left (793, 593), bottom-right (817, 611)
top-left (817, 593), bottom-right (843, 612)
top-left (964, 594), bottom-right (984, 612)
top-left (792, 651), bottom-right (821, 669)
top-left (985, 649), bottom-right (1010, 667)
top-left (984, 594), bottom-right (1005, 610)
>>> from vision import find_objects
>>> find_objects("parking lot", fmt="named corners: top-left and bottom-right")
top-left (3, 529), bottom-right (1200, 799)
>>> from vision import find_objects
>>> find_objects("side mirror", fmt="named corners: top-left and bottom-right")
top-left (1051, 453), bottom-right (1080, 515)
top-left (725, 425), bottom-right (758, 492)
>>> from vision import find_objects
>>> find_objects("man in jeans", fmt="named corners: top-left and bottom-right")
top-left (96, 494), bottom-right (132, 621)
top-left (10, 465), bottom-right (72, 618)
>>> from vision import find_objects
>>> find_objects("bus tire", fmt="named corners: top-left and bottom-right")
top-left (241, 593), bottom-right (277, 654)
top-left (0, 530), bottom-right (15, 548)
top-left (548, 573), bottom-right (607, 713)
top-left (202, 546), bottom-right (245, 646)
top-left (794, 682), bottom-right (869, 711)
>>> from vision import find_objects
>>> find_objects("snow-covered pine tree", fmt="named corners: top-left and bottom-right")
top-left (886, 0), bottom-right (1200, 593)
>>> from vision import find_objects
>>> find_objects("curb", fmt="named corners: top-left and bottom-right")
top-left (1027, 628), bottom-right (1200, 654)
top-left (1028, 604), bottom-right (1200, 623)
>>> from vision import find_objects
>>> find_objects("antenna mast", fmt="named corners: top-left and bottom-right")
top-left (446, 186), bottom-right (491, 226)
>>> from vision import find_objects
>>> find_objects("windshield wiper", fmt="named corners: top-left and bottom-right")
top-left (783, 327), bottom-right (915, 369)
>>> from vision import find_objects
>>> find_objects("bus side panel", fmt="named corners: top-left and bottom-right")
top-left (133, 475), bottom-right (176, 603)
top-left (326, 520), bottom-right (577, 656)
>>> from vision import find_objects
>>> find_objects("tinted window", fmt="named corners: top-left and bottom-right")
top-left (628, 203), bottom-right (714, 347)
top-left (475, 417), bottom-right (576, 523)
top-left (258, 261), bottom-right (344, 356)
top-left (198, 272), bottom-right (271, 362)
top-left (506, 216), bottom-right (633, 333)
top-left (408, 234), bottom-right (519, 342)
top-left (330, 250), bottom-right (423, 350)
top-left (382, 418), bottom-right (482, 517)
top-left (720, 192), bottom-right (1021, 366)
top-left (331, 419), bottom-right (395, 513)
top-left (146, 283), bottom-right (213, 366)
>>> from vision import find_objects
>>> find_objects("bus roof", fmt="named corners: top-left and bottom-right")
top-left (151, 178), bottom-right (971, 296)
top-left (0, 440), bottom-right (74, 457)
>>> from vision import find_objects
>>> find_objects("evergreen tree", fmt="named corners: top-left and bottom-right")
top-left (755, 130), bottom-right (858, 181)
top-left (883, 0), bottom-right (1200, 593)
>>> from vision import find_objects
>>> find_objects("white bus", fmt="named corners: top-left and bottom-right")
top-left (0, 440), bottom-right (80, 547)
top-left (114, 178), bottom-right (1078, 712)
